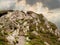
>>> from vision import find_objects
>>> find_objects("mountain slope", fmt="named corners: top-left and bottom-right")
top-left (0, 10), bottom-right (60, 45)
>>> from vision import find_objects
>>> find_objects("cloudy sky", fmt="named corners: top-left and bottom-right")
top-left (0, 0), bottom-right (60, 30)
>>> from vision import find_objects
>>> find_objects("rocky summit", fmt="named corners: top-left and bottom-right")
top-left (0, 10), bottom-right (60, 45)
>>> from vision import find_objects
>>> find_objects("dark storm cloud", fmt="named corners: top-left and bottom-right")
top-left (26, 0), bottom-right (60, 9)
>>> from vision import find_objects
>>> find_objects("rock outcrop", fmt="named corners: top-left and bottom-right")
top-left (0, 10), bottom-right (60, 45)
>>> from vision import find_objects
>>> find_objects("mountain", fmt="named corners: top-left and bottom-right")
top-left (0, 10), bottom-right (60, 45)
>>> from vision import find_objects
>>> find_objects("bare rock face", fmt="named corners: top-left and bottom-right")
top-left (0, 10), bottom-right (60, 45)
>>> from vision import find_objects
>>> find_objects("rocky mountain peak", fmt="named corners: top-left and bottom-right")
top-left (0, 10), bottom-right (60, 45)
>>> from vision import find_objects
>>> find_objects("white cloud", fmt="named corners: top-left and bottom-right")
top-left (0, 0), bottom-right (15, 10)
top-left (15, 0), bottom-right (49, 14)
